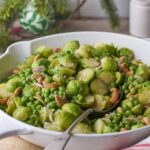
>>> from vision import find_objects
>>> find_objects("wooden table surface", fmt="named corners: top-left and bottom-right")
top-left (0, 19), bottom-right (129, 150)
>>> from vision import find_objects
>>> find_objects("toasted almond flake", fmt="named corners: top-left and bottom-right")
top-left (12, 68), bottom-right (20, 74)
top-left (42, 81), bottom-right (60, 88)
top-left (55, 96), bottom-right (66, 107)
top-left (120, 128), bottom-right (128, 132)
top-left (6, 96), bottom-right (13, 105)
top-left (0, 97), bottom-right (9, 105)
top-left (33, 83), bottom-right (43, 88)
top-left (142, 117), bottom-right (150, 125)
top-left (32, 66), bottom-right (45, 73)
top-left (55, 48), bottom-right (61, 52)
top-left (34, 54), bottom-right (41, 61)
top-left (14, 87), bottom-right (22, 96)
top-left (34, 95), bottom-right (45, 105)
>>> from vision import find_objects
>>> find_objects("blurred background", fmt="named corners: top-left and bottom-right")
top-left (0, 0), bottom-right (150, 52)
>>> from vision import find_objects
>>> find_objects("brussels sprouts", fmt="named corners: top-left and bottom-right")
top-left (62, 103), bottom-right (82, 117)
top-left (44, 122), bottom-right (63, 131)
top-left (0, 83), bottom-right (12, 98)
top-left (77, 68), bottom-right (95, 83)
top-left (96, 71), bottom-right (115, 85)
top-left (81, 58), bottom-right (100, 68)
top-left (13, 97), bottom-right (23, 107)
top-left (66, 80), bottom-right (89, 96)
top-left (131, 104), bottom-right (143, 115)
top-left (74, 95), bottom-right (94, 108)
top-left (118, 47), bottom-right (134, 59)
top-left (6, 77), bottom-right (21, 92)
top-left (138, 87), bottom-right (150, 105)
top-left (54, 110), bottom-right (76, 129)
top-left (6, 100), bottom-right (16, 115)
top-left (19, 55), bottom-right (35, 69)
top-left (62, 40), bottom-right (80, 53)
top-left (31, 58), bottom-right (49, 68)
top-left (115, 72), bottom-right (123, 85)
top-left (94, 95), bottom-right (111, 110)
top-left (103, 125), bottom-right (115, 133)
top-left (122, 99), bottom-right (133, 109)
top-left (93, 43), bottom-right (117, 58)
top-left (136, 64), bottom-right (149, 81)
top-left (23, 85), bottom-right (39, 97)
top-left (101, 57), bottom-right (118, 71)
top-left (93, 119), bottom-right (105, 133)
top-left (74, 44), bottom-right (95, 58)
top-left (144, 108), bottom-right (150, 117)
top-left (56, 54), bottom-right (77, 70)
top-left (72, 123), bottom-right (93, 133)
top-left (35, 46), bottom-right (53, 57)
top-left (13, 106), bottom-right (30, 121)
top-left (90, 79), bottom-right (108, 95)
top-left (131, 124), bottom-right (144, 130)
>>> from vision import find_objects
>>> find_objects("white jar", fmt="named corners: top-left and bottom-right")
top-left (130, 0), bottom-right (150, 38)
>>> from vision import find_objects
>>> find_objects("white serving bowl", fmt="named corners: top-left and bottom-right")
top-left (0, 32), bottom-right (150, 150)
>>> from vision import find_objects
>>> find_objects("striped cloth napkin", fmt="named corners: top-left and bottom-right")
top-left (124, 136), bottom-right (150, 150)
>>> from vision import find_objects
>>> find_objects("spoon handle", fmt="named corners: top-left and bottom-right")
top-left (44, 109), bottom-right (95, 150)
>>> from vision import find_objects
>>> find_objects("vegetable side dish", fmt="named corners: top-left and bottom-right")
top-left (0, 41), bottom-right (150, 134)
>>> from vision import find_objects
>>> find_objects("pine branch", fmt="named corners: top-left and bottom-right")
top-left (101, 0), bottom-right (120, 28)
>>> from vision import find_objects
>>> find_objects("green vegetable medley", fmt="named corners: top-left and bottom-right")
top-left (0, 40), bottom-right (150, 134)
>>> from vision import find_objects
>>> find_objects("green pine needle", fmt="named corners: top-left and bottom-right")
top-left (101, 0), bottom-right (120, 28)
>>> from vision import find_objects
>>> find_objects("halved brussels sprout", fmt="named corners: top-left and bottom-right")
top-left (101, 57), bottom-right (118, 71)
top-left (31, 58), bottom-right (49, 68)
top-left (93, 43), bottom-right (117, 58)
top-left (122, 99), bottom-right (133, 109)
top-left (96, 71), bottom-right (115, 85)
top-left (6, 77), bottom-right (21, 92)
top-left (13, 106), bottom-right (30, 121)
top-left (90, 79), bottom-right (108, 95)
top-left (66, 80), bottom-right (89, 96)
top-left (75, 95), bottom-right (95, 108)
top-left (136, 64), bottom-right (149, 81)
top-left (19, 55), bottom-right (35, 69)
top-left (76, 68), bottom-right (95, 83)
top-left (62, 40), bottom-right (80, 53)
top-left (74, 44), bottom-right (95, 58)
top-left (115, 72), bottom-right (123, 85)
top-left (54, 110), bottom-right (76, 129)
top-left (13, 97), bottom-right (23, 107)
top-left (23, 85), bottom-right (39, 97)
top-left (118, 47), bottom-right (134, 59)
top-left (62, 103), bottom-right (82, 117)
top-left (35, 46), bottom-right (53, 57)
top-left (131, 104), bottom-right (143, 115)
top-left (93, 119), bottom-right (105, 133)
top-left (138, 87), bottom-right (150, 105)
top-left (0, 83), bottom-right (12, 98)
top-left (144, 108), bottom-right (150, 117)
top-left (72, 123), bottom-right (93, 133)
top-left (6, 100), bottom-right (16, 115)
top-left (44, 122), bottom-right (63, 131)
top-left (81, 58), bottom-right (100, 68)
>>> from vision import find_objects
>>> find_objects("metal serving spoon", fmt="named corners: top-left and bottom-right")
top-left (45, 91), bottom-right (123, 150)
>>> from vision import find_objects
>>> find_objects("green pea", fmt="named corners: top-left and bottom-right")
top-left (130, 88), bottom-right (137, 94)
top-left (125, 124), bottom-right (130, 130)
top-left (133, 99), bottom-right (140, 106)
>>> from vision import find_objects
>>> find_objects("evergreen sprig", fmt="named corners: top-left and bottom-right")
top-left (101, 0), bottom-right (120, 28)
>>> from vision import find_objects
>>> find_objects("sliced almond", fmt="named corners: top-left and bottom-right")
top-left (55, 96), bottom-right (65, 107)
top-left (34, 95), bottom-right (45, 105)
top-left (34, 54), bottom-right (41, 61)
top-left (120, 128), bottom-right (128, 132)
top-left (142, 117), bottom-right (150, 125)
top-left (55, 48), bottom-right (61, 52)
top-left (33, 83), bottom-right (43, 88)
top-left (0, 97), bottom-right (9, 105)
top-left (14, 87), bottom-right (22, 96)
top-left (42, 81), bottom-right (60, 89)
top-left (12, 68), bottom-right (20, 74)
top-left (32, 66), bottom-right (45, 73)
